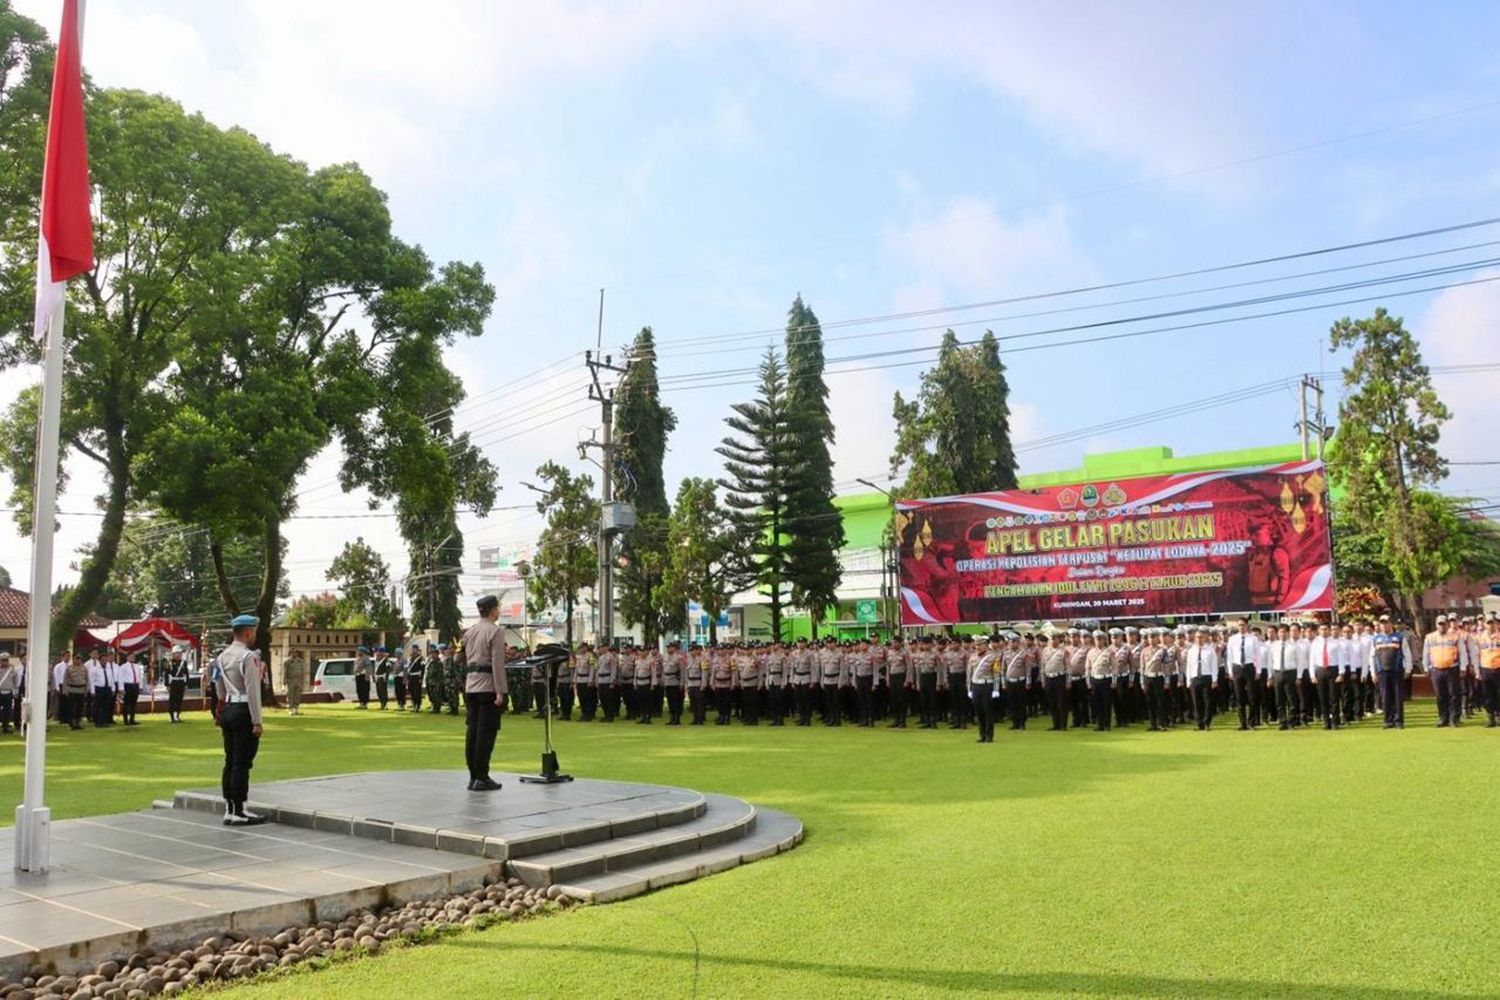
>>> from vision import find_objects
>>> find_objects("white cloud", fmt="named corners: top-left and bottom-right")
top-left (826, 367), bottom-right (899, 485)
top-left (1416, 274), bottom-right (1500, 492)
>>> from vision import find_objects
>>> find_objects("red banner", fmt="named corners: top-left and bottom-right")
top-left (895, 461), bottom-right (1334, 624)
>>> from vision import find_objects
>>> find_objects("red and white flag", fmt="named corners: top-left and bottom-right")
top-left (33, 0), bottom-right (93, 343)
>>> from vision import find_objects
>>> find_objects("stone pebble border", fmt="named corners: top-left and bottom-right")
top-left (0, 876), bottom-right (574, 999)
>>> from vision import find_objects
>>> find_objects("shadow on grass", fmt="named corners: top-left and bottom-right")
top-left (454, 940), bottom-right (1466, 998)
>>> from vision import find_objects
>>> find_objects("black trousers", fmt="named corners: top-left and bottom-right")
top-left (1315, 668), bottom-right (1340, 726)
top-left (764, 685), bottom-right (784, 724)
top-left (1276, 671), bottom-right (1300, 725)
top-left (394, 675), bottom-right (408, 708)
top-left (122, 683), bottom-right (140, 724)
top-left (793, 684), bottom-right (813, 725)
top-left (917, 672), bottom-right (937, 725)
top-left (355, 674), bottom-right (370, 707)
top-left (1432, 668), bottom-right (1461, 725)
top-left (1479, 668), bottom-right (1500, 719)
top-left (888, 676), bottom-right (908, 724)
top-left (1090, 680), bottom-right (1112, 730)
top-left (463, 692), bottom-right (500, 782)
top-left (714, 686), bottom-right (732, 724)
top-left (410, 676), bottom-right (424, 709)
top-left (855, 674), bottom-right (874, 725)
top-left (0, 692), bottom-right (12, 731)
top-left (219, 702), bottom-right (260, 806)
top-left (65, 691), bottom-right (86, 728)
top-left (93, 684), bottom-right (113, 726)
top-left (556, 681), bottom-right (573, 719)
top-left (375, 676), bottom-right (388, 708)
top-left (666, 685), bottom-right (685, 722)
top-left (689, 686), bottom-right (707, 724)
top-left (168, 680), bottom-right (186, 718)
top-left (1144, 675), bottom-right (1165, 729)
top-left (822, 684), bottom-right (842, 725)
top-left (740, 686), bottom-right (759, 724)
top-left (1379, 670), bottom-right (1404, 726)
top-left (947, 673), bottom-right (968, 726)
top-left (970, 682), bottom-right (995, 739)
top-left (1005, 679), bottom-right (1027, 728)
top-left (1232, 665), bottom-right (1257, 728)
top-left (578, 685), bottom-right (598, 720)
top-left (601, 683), bottom-right (620, 721)
top-left (1190, 676), bottom-right (1214, 729)
top-left (1069, 677), bottom-right (1088, 727)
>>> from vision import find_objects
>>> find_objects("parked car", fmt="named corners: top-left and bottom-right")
top-left (312, 657), bottom-right (356, 701)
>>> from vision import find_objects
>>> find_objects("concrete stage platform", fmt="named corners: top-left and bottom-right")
top-left (0, 772), bottom-right (801, 978)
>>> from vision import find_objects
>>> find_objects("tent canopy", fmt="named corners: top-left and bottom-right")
top-left (112, 616), bottom-right (200, 652)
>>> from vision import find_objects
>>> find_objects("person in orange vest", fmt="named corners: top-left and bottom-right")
top-left (1423, 614), bottom-right (1469, 727)
top-left (1477, 616), bottom-right (1500, 729)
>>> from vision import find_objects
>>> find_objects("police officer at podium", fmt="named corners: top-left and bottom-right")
top-left (460, 595), bottom-right (506, 791)
top-left (211, 614), bottom-right (268, 826)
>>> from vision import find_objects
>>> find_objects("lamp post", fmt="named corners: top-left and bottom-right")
top-left (857, 478), bottom-right (898, 638)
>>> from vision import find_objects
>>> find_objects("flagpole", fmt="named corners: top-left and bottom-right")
top-left (16, 296), bottom-right (65, 873)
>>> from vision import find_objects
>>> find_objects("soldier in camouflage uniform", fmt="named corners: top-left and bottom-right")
top-left (444, 644), bottom-right (463, 715)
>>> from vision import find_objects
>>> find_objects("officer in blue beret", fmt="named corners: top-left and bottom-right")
top-left (211, 614), bottom-right (268, 825)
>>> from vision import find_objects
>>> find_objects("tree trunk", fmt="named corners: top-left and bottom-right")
top-left (254, 513), bottom-right (283, 707)
top-left (209, 541), bottom-right (241, 615)
top-left (52, 423), bottom-right (129, 651)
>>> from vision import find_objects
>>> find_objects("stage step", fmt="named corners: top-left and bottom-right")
top-left (553, 806), bottom-right (803, 904)
top-left (508, 793), bottom-right (756, 888)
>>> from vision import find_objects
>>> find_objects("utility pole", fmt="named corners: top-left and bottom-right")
top-left (582, 293), bottom-right (628, 648)
top-left (1298, 374), bottom-right (1329, 460)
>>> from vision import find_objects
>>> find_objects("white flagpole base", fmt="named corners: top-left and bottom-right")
top-left (14, 804), bottom-right (50, 872)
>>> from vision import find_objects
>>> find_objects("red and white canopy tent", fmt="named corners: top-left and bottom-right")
top-left (112, 616), bottom-right (200, 654)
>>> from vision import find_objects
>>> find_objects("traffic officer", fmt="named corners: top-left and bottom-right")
top-left (211, 614), bottom-right (268, 826)
top-left (1477, 617), bottom-right (1500, 728)
top-left (789, 637), bottom-right (816, 726)
top-left (1037, 632), bottom-right (1067, 731)
top-left (1140, 628), bottom-right (1168, 731)
top-left (164, 648), bottom-right (190, 723)
top-left (1085, 630), bottom-right (1113, 731)
top-left (1108, 628), bottom-right (1133, 728)
top-left (459, 595), bottom-right (506, 791)
top-left (1424, 614), bottom-right (1467, 727)
top-left (1002, 633), bottom-right (1029, 730)
top-left (969, 637), bottom-right (999, 743)
top-left (573, 644), bottom-right (597, 721)
top-left (281, 649), bottom-right (306, 716)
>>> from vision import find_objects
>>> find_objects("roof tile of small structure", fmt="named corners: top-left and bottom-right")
top-left (0, 586), bottom-right (111, 629)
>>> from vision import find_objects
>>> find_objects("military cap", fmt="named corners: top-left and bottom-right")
top-left (476, 594), bottom-right (499, 613)
top-left (1091, 629), bottom-right (1106, 638)
top-left (1125, 625), bottom-right (1140, 633)
top-left (1107, 627), bottom-right (1123, 636)
top-left (230, 613), bottom-right (259, 628)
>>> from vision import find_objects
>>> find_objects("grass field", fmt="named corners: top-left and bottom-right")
top-left (1, 699), bottom-right (1496, 998)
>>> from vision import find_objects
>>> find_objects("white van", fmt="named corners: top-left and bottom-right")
top-left (311, 657), bottom-right (357, 701)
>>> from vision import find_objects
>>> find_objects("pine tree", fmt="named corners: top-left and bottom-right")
top-left (612, 327), bottom-right (679, 642)
top-left (889, 330), bottom-right (1018, 497)
top-left (782, 296), bottom-right (845, 635)
top-left (717, 348), bottom-right (792, 640)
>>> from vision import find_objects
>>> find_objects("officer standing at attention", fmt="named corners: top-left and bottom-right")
top-left (460, 596), bottom-right (506, 791)
top-left (407, 642), bottom-right (426, 713)
top-left (212, 614), bottom-right (268, 826)
top-left (1002, 633), bottom-right (1030, 730)
top-left (1140, 628), bottom-right (1168, 732)
top-left (1424, 614), bottom-right (1467, 727)
top-left (443, 644), bottom-right (463, 715)
top-left (1184, 627), bottom-right (1219, 730)
top-left (789, 638), bottom-right (816, 726)
top-left (353, 645), bottom-right (373, 709)
top-left (1226, 619), bottom-right (1263, 731)
top-left (1085, 630), bottom-right (1113, 731)
top-left (164, 648), bottom-right (190, 722)
top-left (425, 643), bottom-right (446, 713)
top-left (0, 653), bottom-right (20, 734)
top-left (281, 649), bottom-right (306, 716)
top-left (969, 637), bottom-right (1000, 743)
top-left (1477, 616), bottom-right (1500, 727)
top-left (573, 644), bottom-right (597, 721)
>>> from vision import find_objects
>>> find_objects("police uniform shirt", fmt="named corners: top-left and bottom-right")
top-left (1478, 634), bottom-right (1500, 671)
top-left (662, 651), bottom-right (687, 687)
top-left (939, 647), bottom-right (966, 676)
top-left (969, 650), bottom-right (998, 685)
top-left (618, 653), bottom-right (637, 685)
top-left (1226, 632), bottom-right (1262, 671)
top-left (762, 650), bottom-right (787, 687)
top-left (594, 651), bottom-right (617, 685)
top-left (686, 652), bottom-right (706, 686)
top-left (1003, 647), bottom-right (1029, 681)
top-left (354, 653), bottom-right (373, 678)
top-left (1110, 644), bottom-right (1134, 678)
top-left (1085, 646), bottom-right (1112, 680)
top-left (212, 641), bottom-right (264, 725)
top-left (1140, 644), bottom-right (1167, 677)
top-left (459, 618), bottom-right (506, 694)
top-left (1066, 644), bottom-right (1089, 677)
top-left (789, 648), bottom-right (816, 682)
top-left (816, 647), bottom-right (845, 686)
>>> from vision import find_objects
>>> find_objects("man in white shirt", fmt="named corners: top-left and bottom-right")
top-left (1286, 623), bottom-right (1312, 726)
top-left (53, 655), bottom-right (69, 726)
top-left (1263, 624), bottom-right (1293, 730)
top-left (120, 654), bottom-right (144, 726)
top-left (85, 649), bottom-right (111, 728)
top-left (0, 653), bottom-right (21, 735)
top-left (1336, 624), bottom-right (1360, 724)
top-left (1308, 624), bottom-right (1341, 730)
top-left (1225, 620), bottom-right (1263, 731)
top-left (1183, 627), bottom-right (1220, 730)
top-left (1352, 621), bottom-right (1376, 720)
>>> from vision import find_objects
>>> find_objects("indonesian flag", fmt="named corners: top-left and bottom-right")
top-left (33, 0), bottom-right (93, 343)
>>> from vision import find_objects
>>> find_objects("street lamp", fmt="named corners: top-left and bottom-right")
top-left (857, 478), bottom-right (898, 637)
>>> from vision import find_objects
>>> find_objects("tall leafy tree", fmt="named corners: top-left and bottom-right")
top-left (326, 538), bottom-right (402, 637)
top-left (889, 330), bottom-right (1018, 498)
top-left (281, 592), bottom-right (339, 629)
top-left (0, 88), bottom-right (301, 649)
top-left (612, 326), bottom-right (678, 642)
top-left (662, 477), bottom-right (747, 645)
top-left (782, 296), bottom-right (844, 634)
top-left (716, 347), bottom-right (792, 640)
top-left (1327, 308), bottom-right (1451, 625)
top-left (527, 461), bottom-right (599, 648)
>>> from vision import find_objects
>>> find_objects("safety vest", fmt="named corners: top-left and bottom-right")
top-left (1427, 634), bottom-right (1459, 669)
top-left (1479, 638), bottom-right (1500, 670)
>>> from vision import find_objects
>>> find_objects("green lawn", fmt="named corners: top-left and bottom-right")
top-left (2, 699), bottom-right (1496, 998)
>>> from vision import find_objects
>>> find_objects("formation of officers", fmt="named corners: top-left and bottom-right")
top-left (512, 612), bottom-right (1500, 741)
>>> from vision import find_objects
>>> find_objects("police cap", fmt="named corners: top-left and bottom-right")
top-left (230, 613), bottom-right (259, 629)
top-left (476, 594), bottom-right (499, 613)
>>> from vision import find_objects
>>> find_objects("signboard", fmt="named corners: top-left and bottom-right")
top-left (895, 460), bottom-right (1334, 624)
top-left (854, 599), bottom-right (878, 623)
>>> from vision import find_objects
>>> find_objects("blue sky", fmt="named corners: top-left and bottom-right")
top-left (6, 0), bottom-right (1500, 603)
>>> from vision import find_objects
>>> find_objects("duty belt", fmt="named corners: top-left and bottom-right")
top-left (467, 664), bottom-right (492, 674)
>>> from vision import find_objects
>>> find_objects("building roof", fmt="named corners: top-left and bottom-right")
top-left (0, 586), bottom-right (111, 630)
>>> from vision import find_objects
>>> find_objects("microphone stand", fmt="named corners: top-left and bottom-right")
top-left (520, 652), bottom-right (572, 784)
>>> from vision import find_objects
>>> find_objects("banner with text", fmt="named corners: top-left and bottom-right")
top-left (895, 460), bottom-right (1334, 624)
